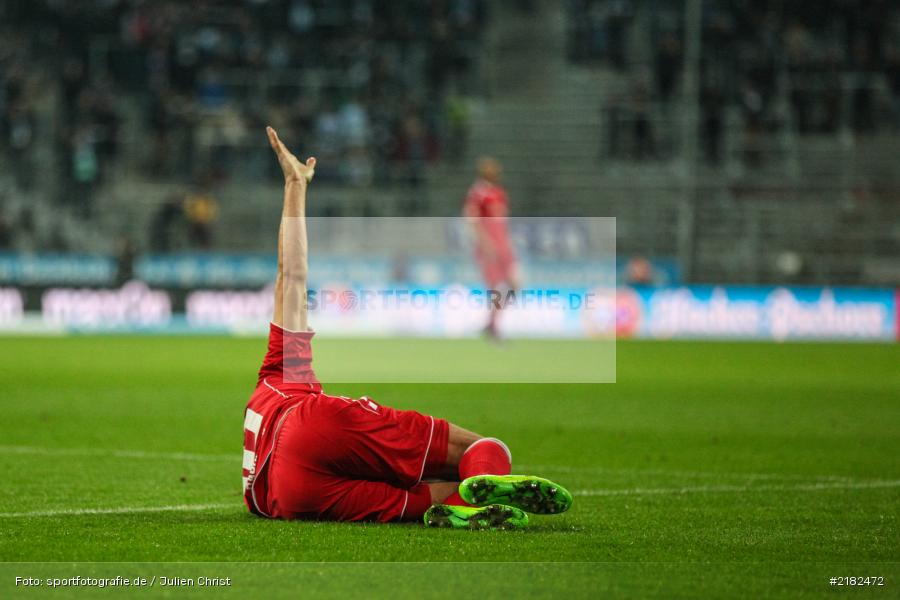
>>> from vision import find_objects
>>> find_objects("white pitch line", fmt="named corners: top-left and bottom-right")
top-left (3, 481), bottom-right (898, 519)
top-left (519, 464), bottom-right (857, 482)
top-left (574, 479), bottom-right (900, 497)
top-left (0, 503), bottom-right (235, 519)
top-left (0, 447), bottom-right (880, 485)
top-left (0, 445), bottom-right (235, 463)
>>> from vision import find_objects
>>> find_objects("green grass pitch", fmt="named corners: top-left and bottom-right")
top-left (0, 336), bottom-right (897, 598)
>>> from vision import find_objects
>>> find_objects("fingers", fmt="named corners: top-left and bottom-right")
top-left (267, 126), bottom-right (293, 161)
top-left (266, 127), bottom-right (316, 180)
top-left (266, 125), bottom-right (278, 150)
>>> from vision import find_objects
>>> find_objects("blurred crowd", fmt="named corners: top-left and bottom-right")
top-left (108, 0), bottom-right (487, 184)
top-left (0, 0), bottom-right (487, 249)
top-left (569, 0), bottom-right (900, 164)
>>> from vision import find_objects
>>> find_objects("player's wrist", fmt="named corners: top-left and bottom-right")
top-left (284, 175), bottom-right (308, 186)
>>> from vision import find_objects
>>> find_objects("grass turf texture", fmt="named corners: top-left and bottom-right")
top-left (0, 336), bottom-right (897, 598)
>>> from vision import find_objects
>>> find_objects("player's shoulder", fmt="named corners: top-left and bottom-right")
top-left (478, 184), bottom-right (507, 209)
top-left (467, 180), bottom-right (491, 198)
top-left (476, 181), bottom-right (504, 199)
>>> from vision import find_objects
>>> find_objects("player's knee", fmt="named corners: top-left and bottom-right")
top-left (464, 437), bottom-right (512, 463)
top-left (445, 425), bottom-right (513, 467)
top-left (427, 481), bottom-right (459, 505)
top-left (446, 424), bottom-right (482, 463)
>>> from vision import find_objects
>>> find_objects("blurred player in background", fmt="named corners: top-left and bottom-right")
top-left (242, 128), bottom-right (572, 530)
top-left (464, 157), bottom-right (520, 340)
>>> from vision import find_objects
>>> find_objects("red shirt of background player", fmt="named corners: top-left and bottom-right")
top-left (464, 177), bottom-right (516, 286)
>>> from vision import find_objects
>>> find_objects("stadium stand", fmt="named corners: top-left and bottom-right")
top-left (1, 0), bottom-right (898, 286)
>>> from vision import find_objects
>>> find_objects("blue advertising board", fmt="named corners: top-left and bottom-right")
top-left (0, 252), bottom-right (116, 286)
top-left (613, 286), bottom-right (897, 342)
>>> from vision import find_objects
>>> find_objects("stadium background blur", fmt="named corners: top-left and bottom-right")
top-left (0, 0), bottom-right (898, 337)
top-left (0, 0), bottom-right (900, 285)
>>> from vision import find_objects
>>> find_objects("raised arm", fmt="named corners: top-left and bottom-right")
top-left (266, 126), bottom-right (316, 331)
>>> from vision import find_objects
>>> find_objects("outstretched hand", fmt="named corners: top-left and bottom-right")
top-left (267, 126), bottom-right (316, 184)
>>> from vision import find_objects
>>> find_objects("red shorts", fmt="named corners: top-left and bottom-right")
top-left (266, 392), bottom-right (449, 522)
top-left (476, 248), bottom-right (516, 289)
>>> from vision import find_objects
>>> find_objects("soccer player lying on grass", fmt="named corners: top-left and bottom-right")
top-left (241, 127), bottom-right (572, 530)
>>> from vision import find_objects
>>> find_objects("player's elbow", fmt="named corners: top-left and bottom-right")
top-left (282, 265), bottom-right (308, 284)
top-left (279, 257), bottom-right (308, 284)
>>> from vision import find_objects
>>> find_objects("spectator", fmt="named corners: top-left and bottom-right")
top-left (184, 188), bottom-right (218, 250)
top-left (629, 79), bottom-right (655, 160)
top-left (625, 256), bottom-right (655, 286)
top-left (0, 214), bottom-right (13, 250)
top-left (605, 0), bottom-right (633, 71)
top-left (701, 86), bottom-right (724, 164)
top-left (313, 99), bottom-right (343, 181)
top-left (18, 208), bottom-right (36, 251)
top-left (339, 95), bottom-right (372, 184)
top-left (151, 194), bottom-right (185, 252)
top-left (573, 0), bottom-right (900, 154)
top-left (393, 113), bottom-right (438, 187)
top-left (444, 92), bottom-right (470, 164)
top-left (116, 237), bottom-right (136, 286)
top-left (655, 34), bottom-right (681, 103)
top-left (0, 0), bottom-right (489, 197)
top-left (4, 101), bottom-right (36, 190)
top-left (68, 123), bottom-right (100, 217)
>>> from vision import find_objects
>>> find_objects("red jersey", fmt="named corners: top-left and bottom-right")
top-left (243, 323), bottom-right (321, 517)
top-left (464, 179), bottom-right (509, 220)
top-left (464, 179), bottom-right (515, 266)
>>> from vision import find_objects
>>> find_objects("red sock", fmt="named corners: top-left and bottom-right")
top-left (442, 491), bottom-right (470, 506)
top-left (439, 439), bottom-right (512, 507)
top-left (459, 438), bottom-right (512, 480)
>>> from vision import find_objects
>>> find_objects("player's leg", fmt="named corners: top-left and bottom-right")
top-left (427, 477), bottom-right (529, 530)
top-left (267, 405), bottom-right (450, 522)
top-left (436, 423), bottom-right (505, 477)
top-left (270, 460), bottom-right (434, 523)
top-left (291, 394), bottom-right (569, 518)
top-left (423, 503), bottom-right (529, 530)
top-left (481, 264), bottom-right (504, 338)
top-left (439, 423), bottom-right (573, 515)
top-left (320, 478), bottom-right (432, 523)
top-left (325, 479), bottom-right (528, 529)
top-left (427, 481), bottom-right (459, 503)
top-left (295, 394), bottom-right (510, 493)
top-left (458, 474), bottom-right (573, 515)
top-left (272, 469), bottom-right (525, 529)
top-left (480, 257), bottom-right (519, 340)
top-left (434, 424), bottom-right (512, 506)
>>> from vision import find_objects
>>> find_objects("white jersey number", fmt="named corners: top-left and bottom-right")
top-left (242, 408), bottom-right (264, 492)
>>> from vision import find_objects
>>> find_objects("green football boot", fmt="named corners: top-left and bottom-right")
top-left (459, 475), bottom-right (573, 515)
top-left (423, 503), bottom-right (529, 530)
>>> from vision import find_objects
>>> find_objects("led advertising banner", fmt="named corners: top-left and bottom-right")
top-left (1, 283), bottom-right (895, 342)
